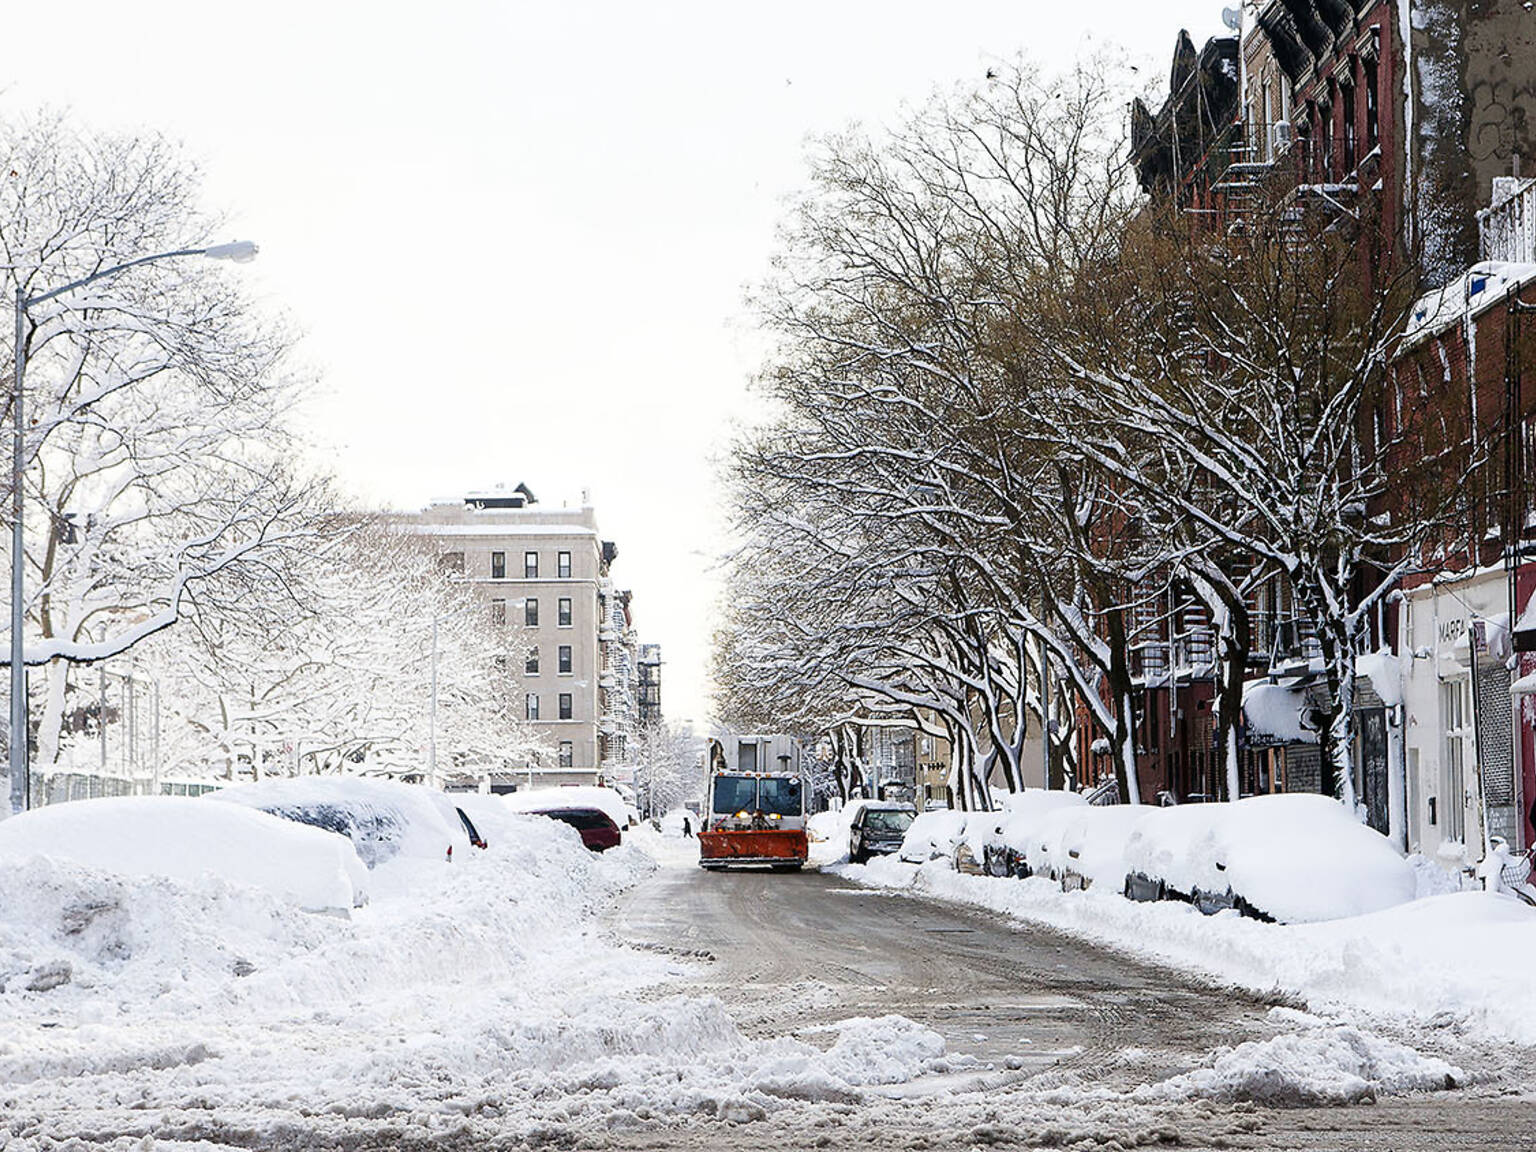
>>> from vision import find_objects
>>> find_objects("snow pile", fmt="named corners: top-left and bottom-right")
top-left (211, 777), bottom-right (469, 867)
top-left (0, 795), bottom-right (367, 913)
top-left (806, 807), bottom-right (847, 844)
top-left (443, 791), bottom-right (539, 846)
top-left (1124, 794), bottom-right (1414, 922)
top-left (0, 853), bottom-right (340, 1002)
top-left (1144, 1020), bottom-right (1463, 1105)
top-left (1, 797), bottom-right (974, 1143)
top-left (814, 1015), bottom-right (948, 1085)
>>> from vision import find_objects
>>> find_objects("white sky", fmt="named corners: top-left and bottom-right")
top-left (5, 1), bottom-right (1227, 729)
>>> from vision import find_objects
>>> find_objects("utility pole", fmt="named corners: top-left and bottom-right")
top-left (428, 615), bottom-right (438, 789)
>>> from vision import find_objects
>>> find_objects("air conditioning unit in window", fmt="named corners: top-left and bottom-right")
top-left (1268, 120), bottom-right (1294, 156)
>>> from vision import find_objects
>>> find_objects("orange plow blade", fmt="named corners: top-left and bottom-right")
top-left (699, 829), bottom-right (808, 865)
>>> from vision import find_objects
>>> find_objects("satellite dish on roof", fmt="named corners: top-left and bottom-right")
top-left (1221, 6), bottom-right (1242, 31)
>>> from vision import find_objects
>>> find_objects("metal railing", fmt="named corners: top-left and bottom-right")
top-left (1481, 177), bottom-right (1536, 264)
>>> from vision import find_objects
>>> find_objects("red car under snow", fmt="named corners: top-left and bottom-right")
top-left (528, 806), bottom-right (622, 852)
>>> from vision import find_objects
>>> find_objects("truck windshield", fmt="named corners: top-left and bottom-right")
top-left (757, 776), bottom-right (803, 816)
top-left (712, 775), bottom-right (757, 814)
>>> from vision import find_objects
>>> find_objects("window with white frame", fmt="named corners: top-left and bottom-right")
top-left (558, 645), bottom-right (572, 674)
top-left (558, 741), bottom-right (573, 768)
top-left (490, 551), bottom-right (505, 579)
top-left (491, 599), bottom-right (506, 626)
top-left (558, 693), bottom-right (572, 720)
top-left (524, 551), bottom-right (539, 578)
top-left (558, 597), bottom-right (572, 627)
top-left (558, 550), bottom-right (572, 578)
top-left (526, 693), bottom-right (540, 721)
top-left (525, 598), bottom-right (539, 626)
top-left (525, 646), bottom-right (539, 675)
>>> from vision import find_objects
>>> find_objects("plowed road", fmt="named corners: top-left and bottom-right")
top-left (609, 862), bottom-right (1534, 1151)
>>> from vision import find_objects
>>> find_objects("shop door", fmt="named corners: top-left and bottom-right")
top-left (1360, 707), bottom-right (1389, 835)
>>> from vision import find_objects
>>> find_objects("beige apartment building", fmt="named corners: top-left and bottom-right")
top-left (396, 484), bottom-right (642, 789)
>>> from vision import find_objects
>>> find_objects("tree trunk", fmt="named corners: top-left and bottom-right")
top-left (34, 660), bottom-right (68, 773)
top-left (1313, 609), bottom-right (1359, 811)
top-left (1105, 606), bottom-right (1142, 804)
top-left (1216, 610), bottom-right (1250, 802)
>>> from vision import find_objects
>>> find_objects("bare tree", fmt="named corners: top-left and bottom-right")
top-left (0, 112), bottom-right (332, 795)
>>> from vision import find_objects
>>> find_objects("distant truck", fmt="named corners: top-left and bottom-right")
top-left (698, 734), bottom-right (808, 871)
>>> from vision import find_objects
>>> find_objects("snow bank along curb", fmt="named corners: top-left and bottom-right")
top-left (839, 852), bottom-right (1536, 1049)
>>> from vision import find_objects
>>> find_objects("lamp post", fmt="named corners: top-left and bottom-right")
top-left (8, 241), bottom-right (258, 816)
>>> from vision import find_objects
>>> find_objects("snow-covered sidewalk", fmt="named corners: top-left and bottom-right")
top-left (834, 853), bottom-right (1536, 1047)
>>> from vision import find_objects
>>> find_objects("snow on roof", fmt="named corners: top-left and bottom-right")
top-left (1355, 650), bottom-right (1402, 708)
top-left (1402, 261), bottom-right (1536, 346)
top-left (394, 523), bottom-right (599, 537)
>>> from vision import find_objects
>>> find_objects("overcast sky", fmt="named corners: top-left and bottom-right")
top-left (5, 1), bottom-right (1229, 729)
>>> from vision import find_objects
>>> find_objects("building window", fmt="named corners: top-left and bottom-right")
top-left (439, 552), bottom-right (464, 574)
top-left (558, 740), bottom-right (573, 768)
top-left (1341, 73), bottom-right (1356, 172)
top-left (558, 597), bottom-right (572, 627)
top-left (1364, 56), bottom-right (1379, 150)
top-left (526, 693), bottom-right (540, 721)
top-left (558, 645), bottom-right (572, 674)
top-left (558, 693), bottom-right (572, 720)
top-left (491, 599), bottom-right (506, 626)
top-left (524, 551), bottom-right (539, 578)
top-left (1440, 679), bottom-right (1469, 842)
top-left (525, 598), bottom-right (539, 626)
top-left (526, 646), bottom-right (540, 675)
top-left (557, 550), bottom-right (572, 578)
top-left (490, 551), bottom-right (505, 579)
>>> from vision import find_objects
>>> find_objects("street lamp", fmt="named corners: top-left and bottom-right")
top-left (8, 241), bottom-right (259, 815)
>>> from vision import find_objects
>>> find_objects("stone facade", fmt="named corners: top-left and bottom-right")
top-left (394, 487), bottom-right (623, 789)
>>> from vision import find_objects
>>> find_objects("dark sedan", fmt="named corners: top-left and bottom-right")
top-left (848, 803), bottom-right (916, 863)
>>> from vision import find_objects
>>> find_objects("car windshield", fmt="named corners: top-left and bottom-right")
top-left (757, 776), bottom-right (802, 816)
top-left (864, 810), bottom-right (914, 833)
top-left (712, 775), bottom-right (758, 814)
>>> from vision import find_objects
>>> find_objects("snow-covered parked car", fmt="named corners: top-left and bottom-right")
top-left (211, 777), bottom-right (471, 868)
top-left (1122, 793), bottom-right (1415, 923)
top-left (0, 795), bottom-right (369, 913)
top-left (898, 809), bottom-right (970, 864)
top-left (505, 786), bottom-right (632, 833)
top-left (973, 789), bottom-right (1086, 878)
top-left (1019, 803), bottom-right (1092, 881)
top-left (848, 802), bottom-right (916, 863)
top-left (1052, 804), bottom-right (1148, 891)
